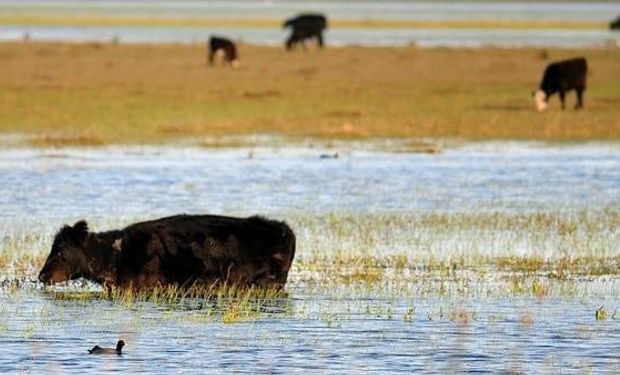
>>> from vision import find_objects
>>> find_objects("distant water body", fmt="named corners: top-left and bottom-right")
top-left (1, 1), bottom-right (619, 47)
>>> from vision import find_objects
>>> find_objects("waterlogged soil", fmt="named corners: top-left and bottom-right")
top-left (1, 141), bottom-right (620, 373)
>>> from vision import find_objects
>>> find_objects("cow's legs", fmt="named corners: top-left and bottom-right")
top-left (559, 90), bottom-right (566, 110)
top-left (285, 35), bottom-right (295, 50)
top-left (317, 32), bottom-right (324, 48)
top-left (575, 87), bottom-right (584, 110)
top-left (225, 48), bottom-right (233, 65)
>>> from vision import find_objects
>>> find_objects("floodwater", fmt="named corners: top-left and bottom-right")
top-left (1, 291), bottom-right (619, 374)
top-left (0, 141), bottom-right (619, 219)
top-left (1, 1), bottom-right (619, 47)
top-left (1, 141), bottom-right (620, 373)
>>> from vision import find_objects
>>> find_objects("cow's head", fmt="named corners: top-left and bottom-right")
top-left (532, 90), bottom-right (548, 112)
top-left (38, 220), bottom-right (92, 284)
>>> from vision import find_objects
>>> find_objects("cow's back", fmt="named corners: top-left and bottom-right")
top-left (117, 214), bottom-right (295, 288)
top-left (210, 37), bottom-right (232, 50)
top-left (543, 57), bottom-right (587, 90)
top-left (284, 14), bottom-right (327, 30)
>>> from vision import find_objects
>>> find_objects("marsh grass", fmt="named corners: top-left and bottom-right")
top-left (0, 43), bottom-right (619, 146)
top-left (42, 283), bottom-right (290, 323)
top-left (2, 210), bottom-right (618, 306)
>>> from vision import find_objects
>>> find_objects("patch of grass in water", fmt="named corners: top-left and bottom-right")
top-left (3, 210), bottom-right (620, 303)
top-left (596, 305), bottom-right (607, 320)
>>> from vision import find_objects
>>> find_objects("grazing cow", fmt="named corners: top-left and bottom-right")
top-left (533, 57), bottom-right (587, 112)
top-left (38, 214), bottom-right (296, 291)
top-left (610, 15), bottom-right (620, 30)
top-left (208, 36), bottom-right (239, 68)
top-left (283, 14), bottom-right (328, 50)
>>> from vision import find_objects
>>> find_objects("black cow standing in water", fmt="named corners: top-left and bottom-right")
top-left (283, 14), bottom-right (328, 50)
top-left (532, 57), bottom-right (587, 112)
top-left (38, 215), bottom-right (296, 291)
top-left (208, 36), bottom-right (239, 68)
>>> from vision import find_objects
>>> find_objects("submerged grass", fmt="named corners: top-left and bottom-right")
top-left (1, 210), bottom-right (619, 303)
top-left (40, 284), bottom-right (290, 323)
top-left (0, 42), bottom-right (619, 146)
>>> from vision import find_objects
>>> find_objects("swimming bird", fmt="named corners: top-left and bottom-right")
top-left (88, 340), bottom-right (125, 355)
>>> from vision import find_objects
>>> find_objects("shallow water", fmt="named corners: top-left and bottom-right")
top-left (1, 290), bottom-right (619, 373)
top-left (1, 141), bottom-right (620, 373)
top-left (2, 1), bottom-right (616, 21)
top-left (1, 24), bottom-right (616, 48)
top-left (1, 1), bottom-right (619, 47)
top-left (0, 142), bottom-right (619, 219)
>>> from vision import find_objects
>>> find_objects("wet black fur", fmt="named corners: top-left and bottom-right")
top-left (39, 215), bottom-right (296, 290)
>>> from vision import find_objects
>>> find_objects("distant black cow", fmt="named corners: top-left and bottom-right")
top-left (610, 15), bottom-right (620, 30)
top-left (38, 214), bottom-right (296, 291)
top-left (208, 36), bottom-right (239, 68)
top-left (283, 14), bottom-right (328, 50)
top-left (533, 57), bottom-right (587, 111)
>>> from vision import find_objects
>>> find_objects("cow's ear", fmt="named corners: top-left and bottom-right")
top-left (71, 220), bottom-right (89, 244)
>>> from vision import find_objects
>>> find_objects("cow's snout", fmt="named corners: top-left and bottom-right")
top-left (38, 266), bottom-right (68, 284)
top-left (533, 90), bottom-right (548, 112)
top-left (38, 270), bottom-right (49, 284)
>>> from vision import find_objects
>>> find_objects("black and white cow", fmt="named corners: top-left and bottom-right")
top-left (208, 36), bottom-right (239, 68)
top-left (533, 57), bottom-right (587, 112)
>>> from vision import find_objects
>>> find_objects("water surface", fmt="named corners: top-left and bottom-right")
top-left (1, 141), bottom-right (619, 373)
top-left (2, 1), bottom-right (619, 47)
top-left (1, 142), bottom-right (619, 219)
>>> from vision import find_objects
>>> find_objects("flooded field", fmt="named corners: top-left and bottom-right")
top-left (2, 1), bottom-right (616, 21)
top-left (1, 141), bottom-right (620, 373)
top-left (1, 1), bottom-right (619, 47)
top-left (1, 140), bottom-right (620, 218)
top-left (1, 24), bottom-right (616, 48)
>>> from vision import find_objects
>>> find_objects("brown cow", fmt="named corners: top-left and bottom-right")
top-left (38, 214), bottom-right (296, 292)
